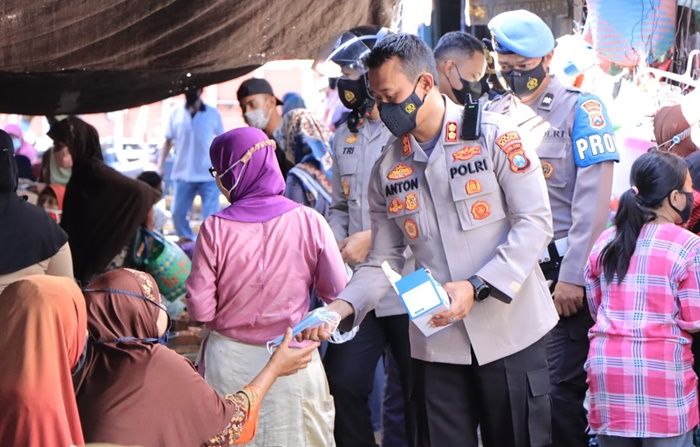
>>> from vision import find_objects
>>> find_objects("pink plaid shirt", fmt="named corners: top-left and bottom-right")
top-left (585, 223), bottom-right (700, 438)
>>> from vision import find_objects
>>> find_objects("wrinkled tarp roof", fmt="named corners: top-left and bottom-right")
top-left (0, 0), bottom-right (396, 115)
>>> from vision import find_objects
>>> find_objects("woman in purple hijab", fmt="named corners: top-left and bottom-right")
top-left (186, 127), bottom-right (347, 446)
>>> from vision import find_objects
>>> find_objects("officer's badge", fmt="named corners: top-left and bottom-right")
top-left (452, 145), bottom-right (481, 162)
top-left (446, 122), bottom-right (458, 142)
top-left (341, 177), bottom-right (351, 198)
top-left (388, 198), bottom-right (404, 214)
top-left (405, 103), bottom-right (416, 114)
top-left (508, 149), bottom-right (531, 173)
top-left (387, 163), bottom-right (414, 180)
top-left (404, 218), bottom-right (419, 240)
top-left (527, 77), bottom-right (539, 91)
top-left (402, 135), bottom-right (412, 157)
top-left (405, 193), bottom-right (418, 211)
top-left (580, 99), bottom-right (606, 129)
top-left (465, 179), bottom-right (482, 195)
top-left (345, 134), bottom-right (358, 144)
top-left (471, 201), bottom-right (490, 220)
top-left (344, 90), bottom-right (356, 104)
top-left (541, 161), bottom-right (554, 179)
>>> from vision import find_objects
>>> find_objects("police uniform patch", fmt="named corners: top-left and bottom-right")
top-left (387, 163), bottom-right (414, 180)
top-left (508, 149), bottom-right (531, 173)
top-left (344, 90), bottom-right (356, 104)
top-left (404, 218), bottom-right (419, 240)
top-left (402, 134), bottom-right (412, 157)
top-left (466, 179), bottom-right (482, 195)
top-left (541, 161), bottom-right (554, 179)
top-left (388, 197), bottom-right (404, 214)
top-left (580, 99), bottom-right (606, 129)
top-left (526, 77), bottom-right (539, 91)
top-left (495, 131), bottom-right (521, 152)
top-left (452, 145), bottom-right (481, 162)
top-left (405, 192), bottom-right (418, 211)
top-left (471, 201), bottom-right (490, 220)
top-left (345, 134), bottom-right (358, 144)
top-left (341, 177), bottom-right (351, 198)
top-left (446, 121), bottom-right (458, 142)
top-left (539, 93), bottom-right (554, 111)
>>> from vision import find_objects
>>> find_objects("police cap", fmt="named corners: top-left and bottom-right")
top-left (488, 10), bottom-right (554, 58)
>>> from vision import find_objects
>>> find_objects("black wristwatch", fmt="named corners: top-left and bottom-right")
top-left (468, 275), bottom-right (491, 302)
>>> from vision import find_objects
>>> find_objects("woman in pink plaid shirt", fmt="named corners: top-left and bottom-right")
top-left (585, 151), bottom-right (700, 447)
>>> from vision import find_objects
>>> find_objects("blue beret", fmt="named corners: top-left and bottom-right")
top-left (488, 10), bottom-right (555, 58)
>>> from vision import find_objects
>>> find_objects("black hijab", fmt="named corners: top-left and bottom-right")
top-left (0, 130), bottom-right (67, 275)
top-left (49, 117), bottom-right (158, 284)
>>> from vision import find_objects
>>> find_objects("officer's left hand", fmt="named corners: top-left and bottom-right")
top-left (431, 281), bottom-right (475, 327)
top-left (553, 281), bottom-right (584, 317)
top-left (340, 230), bottom-right (372, 267)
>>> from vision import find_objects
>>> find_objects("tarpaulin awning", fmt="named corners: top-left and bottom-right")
top-left (0, 0), bottom-right (396, 115)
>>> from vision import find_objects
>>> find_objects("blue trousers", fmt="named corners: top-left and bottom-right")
top-left (172, 180), bottom-right (220, 240)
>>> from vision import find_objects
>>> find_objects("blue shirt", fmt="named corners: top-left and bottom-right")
top-left (166, 103), bottom-right (224, 182)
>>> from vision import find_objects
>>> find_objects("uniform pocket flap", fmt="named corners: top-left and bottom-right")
top-left (336, 156), bottom-right (359, 175)
top-left (527, 367), bottom-right (551, 397)
top-left (537, 141), bottom-right (567, 159)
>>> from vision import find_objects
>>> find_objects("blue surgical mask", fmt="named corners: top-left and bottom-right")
top-left (83, 288), bottom-right (172, 345)
top-left (11, 137), bottom-right (21, 150)
top-left (266, 307), bottom-right (341, 354)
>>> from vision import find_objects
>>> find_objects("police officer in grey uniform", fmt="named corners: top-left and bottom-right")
top-left (321, 27), bottom-right (413, 447)
top-left (304, 32), bottom-right (558, 447)
top-left (433, 31), bottom-right (489, 105)
top-left (487, 10), bottom-right (619, 447)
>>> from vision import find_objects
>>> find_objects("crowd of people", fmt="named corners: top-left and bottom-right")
top-left (1, 7), bottom-right (700, 447)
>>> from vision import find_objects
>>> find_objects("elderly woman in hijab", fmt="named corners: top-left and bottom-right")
top-left (0, 130), bottom-right (73, 293)
top-left (75, 269), bottom-right (316, 447)
top-left (281, 109), bottom-right (334, 217)
top-left (0, 276), bottom-right (87, 447)
top-left (187, 127), bottom-right (346, 447)
top-left (48, 116), bottom-right (159, 284)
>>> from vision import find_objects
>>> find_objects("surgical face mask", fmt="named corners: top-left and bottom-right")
top-left (83, 288), bottom-right (172, 345)
top-left (449, 66), bottom-right (483, 105)
top-left (378, 76), bottom-right (426, 137)
top-left (245, 107), bottom-right (271, 130)
top-left (670, 191), bottom-right (694, 224)
top-left (503, 58), bottom-right (547, 98)
top-left (266, 307), bottom-right (341, 354)
top-left (11, 137), bottom-right (21, 150)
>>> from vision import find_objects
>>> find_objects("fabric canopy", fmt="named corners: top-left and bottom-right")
top-left (0, 0), bottom-right (396, 115)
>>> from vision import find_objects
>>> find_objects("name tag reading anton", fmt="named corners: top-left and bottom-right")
top-left (382, 262), bottom-right (451, 337)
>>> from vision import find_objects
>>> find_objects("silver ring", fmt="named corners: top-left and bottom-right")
top-left (448, 317), bottom-right (456, 323)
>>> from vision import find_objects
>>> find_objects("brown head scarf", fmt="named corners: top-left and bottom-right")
top-left (281, 108), bottom-right (331, 165)
top-left (653, 104), bottom-right (698, 157)
top-left (0, 275), bottom-right (87, 447)
top-left (49, 116), bottom-right (158, 284)
top-left (77, 269), bottom-right (258, 447)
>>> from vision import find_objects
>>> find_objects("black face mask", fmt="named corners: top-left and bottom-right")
top-left (670, 191), bottom-right (694, 224)
top-left (185, 89), bottom-right (200, 107)
top-left (449, 66), bottom-right (484, 105)
top-left (503, 59), bottom-right (547, 98)
top-left (379, 77), bottom-right (425, 137)
top-left (338, 77), bottom-right (371, 110)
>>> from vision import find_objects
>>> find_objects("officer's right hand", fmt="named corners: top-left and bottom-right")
top-left (431, 281), bottom-right (475, 327)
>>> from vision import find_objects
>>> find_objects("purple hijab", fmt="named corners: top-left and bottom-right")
top-left (211, 127), bottom-right (299, 222)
